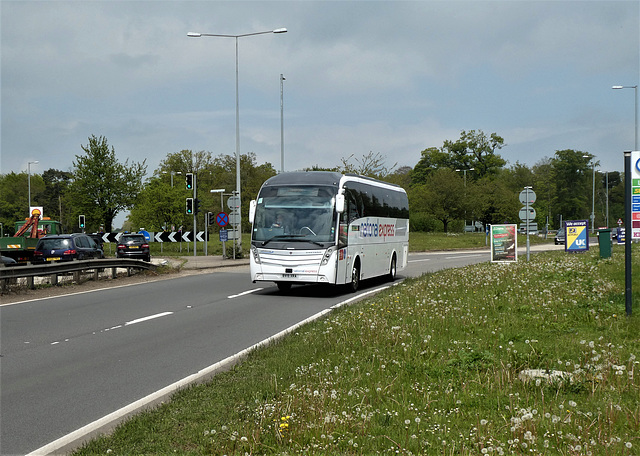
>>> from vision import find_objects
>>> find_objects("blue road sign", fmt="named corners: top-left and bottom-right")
top-left (216, 212), bottom-right (229, 227)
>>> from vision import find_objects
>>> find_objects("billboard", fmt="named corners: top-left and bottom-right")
top-left (565, 220), bottom-right (589, 253)
top-left (491, 224), bottom-right (517, 262)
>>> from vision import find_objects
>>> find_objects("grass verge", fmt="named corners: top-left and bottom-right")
top-left (74, 247), bottom-right (639, 455)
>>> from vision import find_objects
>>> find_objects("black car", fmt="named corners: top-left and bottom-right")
top-left (33, 234), bottom-right (104, 263)
top-left (116, 233), bottom-right (150, 262)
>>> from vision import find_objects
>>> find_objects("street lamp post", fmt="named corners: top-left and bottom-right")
top-left (27, 160), bottom-right (39, 213)
top-left (455, 167), bottom-right (474, 231)
top-left (188, 28), bottom-right (287, 254)
top-left (280, 73), bottom-right (286, 173)
top-left (612, 85), bottom-right (638, 150)
top-left (210, 189), bottom-right (226, 258)
top-left (162, 170), bottom-right (182, 187)
top-left (583, 155), bottom-right (596, 233)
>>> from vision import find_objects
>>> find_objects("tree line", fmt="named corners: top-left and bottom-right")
top-left (0, 131), bottom-right (626, 236)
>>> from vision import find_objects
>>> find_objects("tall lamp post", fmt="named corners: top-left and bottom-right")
top-left (162, 170), bottom-right (182, 187)
top-left (455, 167), bottom-right (474, 231)
top-left (27, 160), bottom-right (39, 213)
top-left (612, 85), bottom-right (638, 150)
top-left (582, 155), bottom-right (596, 233)
top-left (280, 73), bottom-right (286, 173)
top-left (188, 28), bottom-right (287, 253)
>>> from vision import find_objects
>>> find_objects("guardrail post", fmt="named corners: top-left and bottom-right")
top-left (111, 267), bottom-right (117, 279)
top-left (51, 273), bottom-right (58, 286)
top-left (27, 276), bottom-right (34, 289)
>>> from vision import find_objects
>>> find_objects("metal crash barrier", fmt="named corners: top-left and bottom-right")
top-left (0, 258), bottom-right (157, 293)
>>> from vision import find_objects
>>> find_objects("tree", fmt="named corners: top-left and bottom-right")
top-left (550, 150), bottom-right (592, 223)
top-left (40, 169), bottom-right (73, 228)
top-left (410, 168), bottom-right (465, 233)
top-left (469, 175), bottom-right (521, 227)
top-left (69, 135), bottom-right (146, 232)
top-left (338, 151), bottom-right (397, 178)
top-left (411, 130), bottom-right (506, 185)
top-left (129, 177), bottom-right (186, 232)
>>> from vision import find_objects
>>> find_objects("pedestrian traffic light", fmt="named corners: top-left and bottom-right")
top-left (195, 198), bottom-right (201, 214)
top-left (79, 214), bottom-right (85, 229)
top-left (186, 173), bottom-right (194, 190)
top-left (186, 198), bottom-right (194, 214)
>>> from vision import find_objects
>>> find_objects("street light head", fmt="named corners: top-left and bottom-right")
top-left (187, 32), bottom-right (202, 37)
top-left (273, 28), bottom-right (287, 34)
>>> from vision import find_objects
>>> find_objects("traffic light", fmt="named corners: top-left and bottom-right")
top-left (185, 173), bottom-right (194, 190)
top-left (79, 214), bottom-right (85, 229)
top-left (207, 212), bottom-right (214, 225)
top-left (186, 198), bottom-right (194, 214)
top-left (195, 198), bottom-right (201, 214)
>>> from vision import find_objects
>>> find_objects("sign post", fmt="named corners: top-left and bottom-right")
top-left (519, 187), bottom-right (536, 261)
top-left (227, 193), bottom-right (241, 259)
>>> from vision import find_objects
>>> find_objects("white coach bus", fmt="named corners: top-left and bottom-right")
top-left (248, 171), bottom-right (409, 292)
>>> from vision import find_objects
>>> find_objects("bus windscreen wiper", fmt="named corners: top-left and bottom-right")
top-left (261, 235), bottom-right (324, 248)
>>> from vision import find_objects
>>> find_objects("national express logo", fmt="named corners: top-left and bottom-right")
top-left (359, 219), bottom-right (395, 239)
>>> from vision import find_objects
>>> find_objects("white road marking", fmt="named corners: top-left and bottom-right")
top-left (228, 288), bottom-right (263, 299)
top-left (125, 312), bottom-right (173, 326)
top-left (408, 258), bottom-right (431, 263)
top-left (444, 254), bottom-right (484, 259)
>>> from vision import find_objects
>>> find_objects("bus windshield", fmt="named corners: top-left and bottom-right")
top-left (252, 185), bottom-right (337, 244)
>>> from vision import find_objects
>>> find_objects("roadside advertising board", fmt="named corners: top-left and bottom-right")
top-left (565, 220), bottom-right (589, 253)
top-left (490, 224), bottom-right (517, 263)
top-left (632, 151), bottom-right (640, 240)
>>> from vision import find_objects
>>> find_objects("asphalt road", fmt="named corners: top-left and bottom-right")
top-left (0, 248), bottom-right (526, 455)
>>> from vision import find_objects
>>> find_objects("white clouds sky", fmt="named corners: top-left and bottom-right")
top-left (2, 0), bottom-right (639, 182)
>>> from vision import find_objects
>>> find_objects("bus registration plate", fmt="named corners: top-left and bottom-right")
top-left (282, 273), bottom-right (297, 278)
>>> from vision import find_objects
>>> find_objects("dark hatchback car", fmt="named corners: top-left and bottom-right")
top-left (116, 233), bottom-right (150, 262)
top-left (33, 234), bottom-right (104, 263)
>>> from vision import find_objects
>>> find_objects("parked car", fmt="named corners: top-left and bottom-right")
top-left (116, 233), bottom-right (150, 262)
top-left (33, 234), bottom-right (104, 263)
top-left (554, 228), bottom-right (566, 245)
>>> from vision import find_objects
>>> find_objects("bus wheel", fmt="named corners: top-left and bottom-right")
top-left (349, 261), bottom-right (360, 293)
top-left (277, 282), bottom-right (292, 292)
top-left (389, 255), bottom-right (397, 282)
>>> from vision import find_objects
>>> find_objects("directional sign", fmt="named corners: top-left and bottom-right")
top-left (227, 196), bottom-right (240, 210)
top-left (519, 207), bottom-right (536, 221)
top-left (216, 212), bottom-right (229, 227)
top-left (195, 232), bottom-right (207, 242)
top-left (519, 188), bottom-right (536, 205)
top-left (182, 231), bottom-right (192, 242)
top-left (632, 151), bottom-right (640, 239)
top-left (155, 232), bottom-right (164, 242)
top-left (228, 211), bottom-right (241, 226)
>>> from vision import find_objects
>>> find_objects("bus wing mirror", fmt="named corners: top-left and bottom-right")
top-left (335, 194), bottom-right (345, 213)
top-left (248, 200), bottom-right (257, 224)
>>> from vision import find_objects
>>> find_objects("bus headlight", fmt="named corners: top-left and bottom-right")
top-left (251, 246), bottom-right (261, 264)
top-left (321, 247), bottom-right (335, 265)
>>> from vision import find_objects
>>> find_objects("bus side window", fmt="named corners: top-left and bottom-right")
top-left (347, 191), bottom-right (359, 224)
top-left (338, 211), bottom-right (349, 248)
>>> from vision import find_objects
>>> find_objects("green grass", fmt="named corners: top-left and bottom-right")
top-left (74, 245), bottom-right (639, 455)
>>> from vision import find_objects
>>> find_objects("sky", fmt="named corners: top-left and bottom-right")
top-left (2, 1), bottom-right (639, 189)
